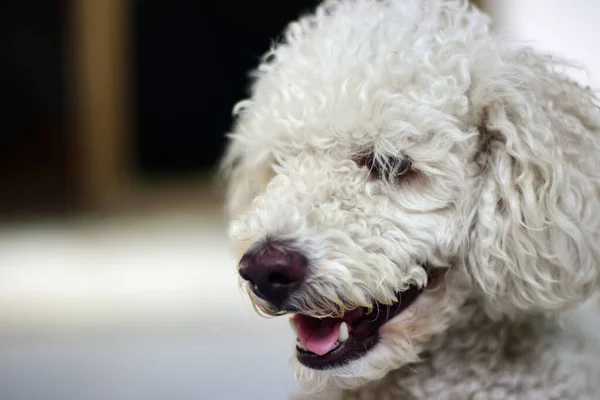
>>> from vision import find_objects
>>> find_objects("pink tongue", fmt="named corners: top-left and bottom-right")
top-left (294, 316), bottom-right (341, 356)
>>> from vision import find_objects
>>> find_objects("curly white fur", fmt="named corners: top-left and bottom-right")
top-left (220, 0), bottom-right (600, 398)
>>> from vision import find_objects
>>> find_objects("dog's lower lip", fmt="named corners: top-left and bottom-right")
top-left (294, 285), bottom-right (424, 370)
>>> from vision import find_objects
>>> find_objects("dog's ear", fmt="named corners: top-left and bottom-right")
top-left (466, 50), bottom-right (600, 317)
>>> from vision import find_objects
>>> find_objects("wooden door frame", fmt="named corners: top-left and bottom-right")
top-left (72, 0), bottom-right (134, 211)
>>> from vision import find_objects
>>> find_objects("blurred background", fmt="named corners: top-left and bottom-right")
top-left (0, 1), bottom-right (598, 399)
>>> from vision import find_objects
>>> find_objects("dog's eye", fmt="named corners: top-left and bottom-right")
top-left (355, 153), bottom-right (414, 182)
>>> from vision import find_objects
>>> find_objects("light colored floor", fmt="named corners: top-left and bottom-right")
top-left (0, 206), bottom-right (298, 400)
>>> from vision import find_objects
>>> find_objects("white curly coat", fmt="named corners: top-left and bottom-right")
top-left (221, 0), bottom-right (600, 398)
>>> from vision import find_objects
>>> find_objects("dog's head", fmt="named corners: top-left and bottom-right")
top-left (221, 0), bottom-right (600, 392)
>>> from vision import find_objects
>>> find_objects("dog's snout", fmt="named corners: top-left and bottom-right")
top-left (239, 245), bottom-right (307, 306)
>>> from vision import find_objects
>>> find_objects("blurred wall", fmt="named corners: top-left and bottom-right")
top-left (490, 0), bottom-right (600, 87)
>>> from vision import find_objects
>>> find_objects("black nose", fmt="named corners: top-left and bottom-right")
top-left (239, 245), bottom-right (307, 306)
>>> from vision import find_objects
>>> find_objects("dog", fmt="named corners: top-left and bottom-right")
top-left (220, 0), bottom-right (600, 398)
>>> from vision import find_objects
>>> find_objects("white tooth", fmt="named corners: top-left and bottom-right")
top-left (296, 341), bottom-right (308, 351)
top-left (339, 322), bottom-right (349, 342)
top-left (289, 317), bottom-right (298, 336)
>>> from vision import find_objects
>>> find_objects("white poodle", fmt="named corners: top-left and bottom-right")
top-left (221, 0), bottom-right (600, 398)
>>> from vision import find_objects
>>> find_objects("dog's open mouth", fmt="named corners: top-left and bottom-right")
top-left (290, 285), bottom-right (423, 369)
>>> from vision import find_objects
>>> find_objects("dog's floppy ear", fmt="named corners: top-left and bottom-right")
top-left (466, 50), bottom-right (600, 317)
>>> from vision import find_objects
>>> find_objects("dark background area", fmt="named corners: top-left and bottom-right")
top-left (134, 0), bottom-right (319, 176)
top-left (0, 0), bottom-right (319, 217)
top-left (0, 1), bottom-right (72, 215)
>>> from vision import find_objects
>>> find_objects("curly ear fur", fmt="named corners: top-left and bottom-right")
top-left (467, 48), bottom-right (600, 317)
